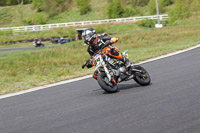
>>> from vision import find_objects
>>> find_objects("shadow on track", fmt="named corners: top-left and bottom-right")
top-left (99, 83), bottom-right (142, 94)
top-left (118, 83), bottom-right (141, 90)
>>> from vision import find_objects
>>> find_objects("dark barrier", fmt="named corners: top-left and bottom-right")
top-left (1, 37), bottom-right (76, 45)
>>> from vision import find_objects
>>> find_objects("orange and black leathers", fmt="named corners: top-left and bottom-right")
top-left (87, 34), bottom-right (121, 59)
top-left (86, 34), bottom-right (122, 79)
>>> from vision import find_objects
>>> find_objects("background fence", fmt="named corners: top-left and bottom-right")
top-left (0, 14), bottom-right (168, 33)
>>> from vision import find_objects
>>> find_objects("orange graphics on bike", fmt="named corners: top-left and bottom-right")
top-left (102, 46), bottom-right (122, 60)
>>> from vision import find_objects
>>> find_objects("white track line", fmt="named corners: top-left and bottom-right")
top-left (138, 44), bottom-right (200, 65)
top-left (0, 44), bottom-right (200, 100)
top-left (0, 75), bottom-right (92, 99)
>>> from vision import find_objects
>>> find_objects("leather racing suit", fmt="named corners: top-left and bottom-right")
top-left (85, 34), bottom-right (129, 79)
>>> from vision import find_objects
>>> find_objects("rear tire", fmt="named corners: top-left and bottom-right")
top-left (132, 65), bottom-right (151, 86)
top-left (97, 72), bottom-right (118, 93)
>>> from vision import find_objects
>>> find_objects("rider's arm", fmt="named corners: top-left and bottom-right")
top-left (81, 46), bottom-right (94, 69)
top-left (82, 59), bottom-right (93, 69)
top-left (87, 46), bottom-right (94, 57)
top-left (104, 37), bottom-right (118, 46)
top-left (102, 34), bottom-right (118, 45)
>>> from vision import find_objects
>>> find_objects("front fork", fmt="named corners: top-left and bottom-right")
top-left (101, 59), bottom-right (112, 81)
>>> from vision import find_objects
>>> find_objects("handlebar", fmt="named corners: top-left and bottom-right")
top-left (82, 44), bottom-right (111, 69)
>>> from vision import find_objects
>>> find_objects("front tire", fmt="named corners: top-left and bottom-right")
top-left (97, 72), bottom-right (118, 93)
top-left (132, 65), bottom-right (151, 86)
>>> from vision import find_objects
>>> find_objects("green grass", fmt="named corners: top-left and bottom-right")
top-left (0, 20), bottom-right (200, 95)
top-left (0, 42), bottom-right (92, 94)
top-left (49, 0), bottom-right (108, 24)
top-left (0, 5), bottom-right (36, 27)
top-left (0, 0), bottom-right (109, 28)
top-left (0, 7), bottom-right (14, 26)
top-left (115, 23), bottom-right (200, 62)
top-left (0, 42), bottom-right (33, 48)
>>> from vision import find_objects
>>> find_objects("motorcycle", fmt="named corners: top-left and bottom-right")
top-left (82, 45), bottom-right (151, 93)
top-left (33, 40), bottom-right (45, 47)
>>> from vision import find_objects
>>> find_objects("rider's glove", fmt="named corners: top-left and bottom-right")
top-left (111, 37), bottom-right (118, 44)
top-left (82, 64), bottom-right (86, 69)
top-left (86, 59), bottom-right (93, 68)
top-left (105, 38), bottom-right (118, 46)
top-left (82, 59), bottom-right (91, 69)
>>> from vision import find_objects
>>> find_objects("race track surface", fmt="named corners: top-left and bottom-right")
top-left (1, 47), bottom-right (200, 133)
top-left (0, 46), bottom-right (46, 52)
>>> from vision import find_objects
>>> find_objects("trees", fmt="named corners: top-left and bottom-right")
top-left (0, 0), bottom-right (32, 6)
top-left (32, 0), bottom-right (42, 12)
top-left (32, 0), bottom-right (72, 16)
top-left (190, 0), bottom-right (200, 13)
top-left (169, 0), bottom-right (191, 20)
top-left (107, 0), bottom-right (138, 18)
top-left (4, 0), bottom-right (32, 6)
top-left (0, 0), bottom-right (6, 6)
top-left (74, 0), bottom-right (91, 15)
top-left (148, 0), bottom-right (164, 15)
top-left (107, 0), bottom-right (124, 18)
top-left (32, 0), bottom-right (90, 16)
top-left (162, 0), bottom-right (173, 6)
top-left (148, 0), bottom-right (174, 15)
top-left (168, 0), bottom-right (200, 25)
top-left (169, 0), bottom-right (200, 21)
top-left (128, 0), bottom-right (150, 7)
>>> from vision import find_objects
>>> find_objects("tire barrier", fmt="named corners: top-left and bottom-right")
top-left (50, 37), bottom-right (76, 44)
top-left (1, 37), bottom-right (75, 45)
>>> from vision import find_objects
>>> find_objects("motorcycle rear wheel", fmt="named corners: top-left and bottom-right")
top-left (97, 72), bottom-right (118, 93)
top-left (132, 65), bottom-right (151, 86)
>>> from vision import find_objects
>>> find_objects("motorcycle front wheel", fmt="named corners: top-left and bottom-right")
top-left (131, 65), bottom-right (151, 86)
top-left (97, 72), bottom-right (118, 93)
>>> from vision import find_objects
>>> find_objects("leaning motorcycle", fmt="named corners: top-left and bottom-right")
top-left (33, 41), bottom-right (45, 47)
top-left (83, 45), bottom-right (151, 93)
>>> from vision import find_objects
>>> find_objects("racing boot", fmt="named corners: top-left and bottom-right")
top-left (121, 56), bottom-right (131, 70)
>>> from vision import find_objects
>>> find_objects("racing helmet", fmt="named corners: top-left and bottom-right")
top-left (82, 28), bottom-right (97, 46)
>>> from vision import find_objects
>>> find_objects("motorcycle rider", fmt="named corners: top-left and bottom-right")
top-left (33, 38), bottom-right (42, 47)
top-left (34, 38), bottom-right (39, 44)
top-left (82, 28), bottom-right (131, 79)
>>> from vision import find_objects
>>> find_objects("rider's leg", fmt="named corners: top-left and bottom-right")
top-left (108, 47), bottom-right (131, 69)
top-left (121, 55), bottom-right (131, 69)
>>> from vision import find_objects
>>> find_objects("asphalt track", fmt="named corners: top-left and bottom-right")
top-left (0, 46), bottom-right (46, 52)
top-left (1, 47), bottom-right (200, 133)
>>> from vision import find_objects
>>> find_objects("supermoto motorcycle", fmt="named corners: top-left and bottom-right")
top-left (83, 45), bottom-right (151, 93)
top-left (33, 40), bottom-right (45, 47)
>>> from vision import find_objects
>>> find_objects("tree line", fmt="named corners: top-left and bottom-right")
top-left (31, 0), bottom-right (90, 16)
top-left (1, 0), bottom-right (199, 23)
top-left (0, 0), bottom-right (32, 6)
